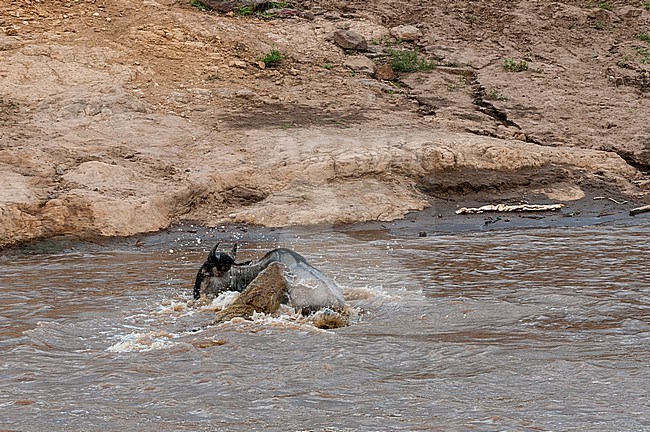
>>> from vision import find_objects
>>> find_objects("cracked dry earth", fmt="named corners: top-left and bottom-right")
top-left (0, 0), bottom-right (649, 247)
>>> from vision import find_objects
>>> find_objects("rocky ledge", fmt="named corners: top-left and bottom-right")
top-left (1, 0), bottom-right (648, 247)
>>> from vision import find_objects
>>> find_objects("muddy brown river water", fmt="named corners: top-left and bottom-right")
top-left (1, 220), bottom-right (649, 431)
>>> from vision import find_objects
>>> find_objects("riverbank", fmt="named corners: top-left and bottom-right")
top-left (5, 192), bottom-right (650, 258)
top-left (1, 0), bottom-right (649, 248)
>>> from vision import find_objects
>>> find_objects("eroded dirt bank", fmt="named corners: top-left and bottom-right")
top-left (1, 0), bottom-right (649, 247)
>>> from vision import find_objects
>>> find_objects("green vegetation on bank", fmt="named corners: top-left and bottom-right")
top-left (236, 5), bottom-right (254, 15)
top-left (260, 48), bottom-right (282, 67)
top-left (237, 2), bottom-right (294, 18)
top-left (190, 0), bottom-right (295, 17)
top-left (487, 87), bottom-right (509, 101)
top-left (190, 0), bottom-right (211, 11)
top-left (503, 58), bottom-right (529, 72)
top-left (389, 49), bottom-right (436, 72)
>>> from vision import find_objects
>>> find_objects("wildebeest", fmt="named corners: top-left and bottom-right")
top-left (193, 243), bottom-right (346, 314)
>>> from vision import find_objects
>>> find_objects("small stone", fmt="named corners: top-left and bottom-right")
top-left (375, 63), bottom-right (396, 81)
top-left (324, 11), bottom-right (341, 20)
top-left (418, 231), bottom-right (427, 237)
top-left (344, 56), bottom-right (376, 75)
top-left (267, 7), bottom-right (300, 17)
top-left (300, 11), bottom-right (314, 20)
top-left (228, 60), bottom-right (248, 68)
top-left (390, 25), bottom-right (423, 41)
top-left (170, 91), bottom-right (189, 103)
top-left (617, 6), bottom-right (642, 19)
top-left (590, 8), bottom-right (619, 25)
top-left (235, 89), bottom-right (257, 99)
top-left (332, 30), bottom-right (368, 51)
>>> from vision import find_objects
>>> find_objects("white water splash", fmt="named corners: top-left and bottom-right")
top-left (235, 304), bottom-right (361, 331)
top-left (210, 291), bottom-right (241, 310)
top-left (107, 331), bottom-right (179, 353)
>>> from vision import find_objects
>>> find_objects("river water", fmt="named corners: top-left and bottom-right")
top-left (1, 220), bottom-right (649, 431)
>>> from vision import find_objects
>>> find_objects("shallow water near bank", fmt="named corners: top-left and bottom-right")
top-left (1, 220), bottom-right (649, 431)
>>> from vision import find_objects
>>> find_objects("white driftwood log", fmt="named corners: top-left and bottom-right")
top-left (455, 203), bottom-right (565, 215)
top-left (593, 196), bottom-right (629, 205)
top-left (629, 204), bottom-right (650, 216)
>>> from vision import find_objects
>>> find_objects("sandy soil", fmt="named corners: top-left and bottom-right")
top-left (1, 0), bottom-right (649, 247)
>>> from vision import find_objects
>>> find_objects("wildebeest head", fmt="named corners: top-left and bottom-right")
top-left (193, 243), bottom-right (237, 300)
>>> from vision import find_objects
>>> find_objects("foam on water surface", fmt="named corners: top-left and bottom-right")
top-left (107, 330), bottom-right (180, 353)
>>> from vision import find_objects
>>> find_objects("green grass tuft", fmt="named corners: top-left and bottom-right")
top-left (257, 2), bottom-right (295, 18)
top-left (236, 5), bottom-right (254, 15)
top-left (503, 58), bottom-right (529, 72)
top-left (487, 87), bottom-right (509, 101)
top-left (617, 55), bottom-right (632, 68)
top-left (190, 0), bottom-right (211, 11)
top-left (638, 32), bottom-right (650, 43)
top-left (389, 49), bottom-right (436, 72)
top-left (260, 48), bottom-right (282, 67)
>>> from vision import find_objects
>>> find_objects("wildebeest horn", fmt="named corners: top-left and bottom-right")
top-left (193, 268), bottom-right (204, 300)
top-left (210, 242), bottom-right (220, 258)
